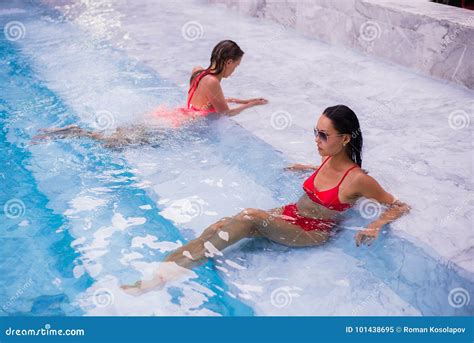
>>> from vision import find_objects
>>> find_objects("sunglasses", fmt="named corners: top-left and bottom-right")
top-left (313, 128), bottom-right (344, 142)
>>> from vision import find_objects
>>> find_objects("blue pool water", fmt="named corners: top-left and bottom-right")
top-left (0, 32), bottom-right (258, 316)
top-left (1, 0), bottom-right (473, 316)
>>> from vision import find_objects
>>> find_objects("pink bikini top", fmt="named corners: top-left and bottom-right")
top-left (303, 156), bottom-right (358, 211)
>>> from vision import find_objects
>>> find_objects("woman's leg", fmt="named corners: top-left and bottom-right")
top-left (163, 214), bottom-right (258, 269)
top-left (121, 216), bottom-right (236, 294)
top-left (32, 125), bottom-right (106, 143)
top-left (121, 208), bottom-right (329, 294)
top-left (31, 125), bottom-right (137, 148)
top-left (165, 207), bottom-right (329, 268)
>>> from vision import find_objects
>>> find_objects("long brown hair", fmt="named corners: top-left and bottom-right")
top-left (190, 40), bottom-right (244, 84)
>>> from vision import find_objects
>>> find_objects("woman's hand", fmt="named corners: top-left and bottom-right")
top-left (222, 98), bottom-right (268, 116)
top-left (351, 173), bottom-right (412, 247)
top-left (285, 163), bottom-right (316, 171)
top-left (227, 98), bottom-right (268, 105)
top-left (248, 98), bottom-right (268, 106)
top-left (355, 224), bottom-right (380, 247)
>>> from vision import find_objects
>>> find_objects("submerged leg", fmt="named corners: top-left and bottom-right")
top-left (32, 125), bottom-right (103, 143)
top-left (121, 212), bottom-right (260, 295)
top-left (164, 208), bottom-right (330, 268)
top-left (163, 215), bottom-right (256, 269)
top-left (31, 125), bottom-right (138, 148)
top-left (31, 123), bottom-right (175, 150)
top-left (121, 208), bottom-right (328, 295)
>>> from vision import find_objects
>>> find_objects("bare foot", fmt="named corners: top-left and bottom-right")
top-left (30, 132), bottom-right (62, 145)
top-left (30, 125), bottom-right (83, 146)
top-left (29, 134), bottom-right (50, 145)
top-left (120, 275), bottom-right (166, 296)
top-left (120, 262), bottom-right (194, 296)
top-left (38, 125), bottom-right (80, 133)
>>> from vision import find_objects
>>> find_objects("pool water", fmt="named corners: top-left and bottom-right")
top-left (1, 0), bottom-right (473, 316)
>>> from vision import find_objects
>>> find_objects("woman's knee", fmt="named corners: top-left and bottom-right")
top-left (215, 210), bottom-right (258, 238)
top-left (200, 217), bottom-right (232, 240)
top-left (238, 208), bottom-right (267, 223)
top-left (218, 216), bottom-right (232, 224)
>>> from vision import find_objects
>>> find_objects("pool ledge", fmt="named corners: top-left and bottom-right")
top-left (208, 0), bottom-right (474, 90)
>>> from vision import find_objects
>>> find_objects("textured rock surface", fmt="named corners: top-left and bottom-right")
top-left (209, 0), bottom-right (474, 89)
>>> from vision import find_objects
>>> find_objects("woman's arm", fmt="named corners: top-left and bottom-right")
top-left (204, 78), bottom-right (268, 116)
top-left (353, 174), bottom-right (411, 247)
top-left (226, 101), bottom-right (266, 117)
top-left (284, 163), bottom-right (318, 172)
top-left (226, 97), bottom-right (247, 104)
top-left (226, 97), bottom-right (267, 105)
top-left (285, 156), bottom-right (328, 172)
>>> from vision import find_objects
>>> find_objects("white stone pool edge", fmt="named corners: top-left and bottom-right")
top-left (208, 0), bottom-right (474, 90)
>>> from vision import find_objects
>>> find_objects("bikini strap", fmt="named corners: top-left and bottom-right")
top-left (187, 70), bottom-right (211, 108)
top-left (313, 156), bottom-right (331, 175)
top-left (307, 157), bottom-right (331, 187)
top-left (336, 165), bottom-right (358, 187)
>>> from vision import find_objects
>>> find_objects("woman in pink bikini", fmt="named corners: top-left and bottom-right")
top-left (122, 105), bottom-right (410, 294)
top-left (32, 40), bottom-right (267, 147)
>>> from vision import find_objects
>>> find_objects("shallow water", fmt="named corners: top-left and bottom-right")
top-left (0, 0), bottom-right (473, 316)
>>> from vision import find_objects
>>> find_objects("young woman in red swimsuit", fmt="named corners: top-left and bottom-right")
top-left (122, 105), bottom-right (411, 294)
top-left (32, 40), bottom-right (268, 147)
top-left (186, 40), bottom-right (268, 116)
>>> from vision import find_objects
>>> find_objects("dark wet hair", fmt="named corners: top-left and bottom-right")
top-left (323, 105), bottom-right (363, 167)
top-left (190, 40), bottom-right (244, 83)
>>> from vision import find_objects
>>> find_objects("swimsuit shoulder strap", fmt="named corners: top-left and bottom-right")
top-left (306, 156), bottom-right (331, 189)
top-left (314, 156), bottom-right (331, 176)
top-left (187, 69), bottom-right (211, 108)
top-left (336, 164), bottom-right (358, 187)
